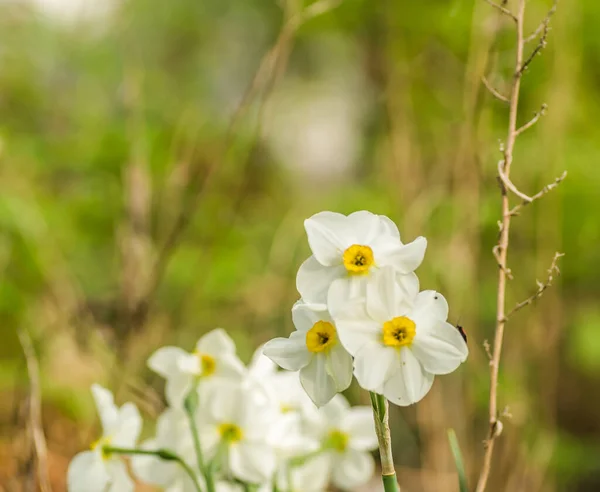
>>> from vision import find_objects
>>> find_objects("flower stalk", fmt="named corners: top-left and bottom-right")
top-left (370, 392), bottom-right (399, 492)
top-left (185, 389), bottom-right (215, 492)
top-left (103, 446), bottom-right (203, 492)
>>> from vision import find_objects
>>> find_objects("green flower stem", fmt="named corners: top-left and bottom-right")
top-left (369, 392), bottom-right (400, 492)
top-left (184, 389), bottom-right (216, 492)
top-left (103, 446), bottom-right (203, 492)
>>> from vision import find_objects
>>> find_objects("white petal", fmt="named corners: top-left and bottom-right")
top-left (289, 453), bottom-right (331, 491)
top-left (213, 354), bottom-right (246, 380)
top-left (300, 355), bottom-right (337, 407)
top-left (229, 441), bottom-right (276, 483)
top-left (112, 402), bottom-right (142, 448)
top-left (353, 342), bottom-right (395, 392)
top-left (67, 451), bottom-right (110, 492)
top-left (263, 334), bottom-right (310, 371)
top-left (164, 375), bottom-right (193, 408)
top-left (292, 301), bottom-right (331, 332)
top-left (327, 343), bottom-right (353, 392)
top-left (196, 328), bottom-right (236, 356)
top-left (379, 236), bottom-right (427, 274)
top-left (296, 256), bottom-right (346, 304)
top-left (304, 211), bottom-right (350, 266)
top-left (347, 210), bottom-right (382, 244)
top-left (412, 290), bottom-right (449, 322)
top-left (327, 276), bottom-right (367, 317)
top-left (365, 267), bottom-right (405, 322)
top-left (332, 449), bottom-right (375, 489)
top-left (396, 272), bottom-right (420, 303)
top-left (341, 407), bottom-right (378, 451)
top-left (90, 385), bottom-right (118, 437)
top-left (130, 439), bottom-right (178, 486)
top-left (383, 348), bottom-right (434, 406)
top-left (318, 394), bottom-right (351, 425)
top-left (378, 215), bottom-right (400, 239)
top-left (208, 382), bottom-right (244, 424)
top-left (411, 320), bottom-right (468, 374)
top-left (106, 459), bottom-right (134, 492)
top-left (147, 347), bottom-right (191, 379)
top-left (334, 302), bottom-right (380, 356)
top-left (248, 344), bottom-right (278, 377)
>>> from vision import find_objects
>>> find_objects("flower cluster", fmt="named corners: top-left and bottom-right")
top-left (67, 330), bottom-right (378, 491)
top-left (264, 210), bottom-right (468, 407)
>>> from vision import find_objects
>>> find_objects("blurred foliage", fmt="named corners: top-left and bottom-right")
top-left (0, 0), bottom-right (599, 490)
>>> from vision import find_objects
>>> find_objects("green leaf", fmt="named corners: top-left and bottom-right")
top-left (447, 429), bottom-right (469, 492)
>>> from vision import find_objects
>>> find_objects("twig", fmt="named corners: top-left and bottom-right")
top-left (508, 170), bottom-right (567, 216)
top-left (482, 76), bottom-right (509, 103)
top-left (525, 0), bottom-right (558, 43)
top-left (476, 0), bottom-right (562, 490)
top-left (483, 0), bottom-right (517, 22)
top-left (515, 103), bottom-right (548, 136)
top-left (504, 253), bottom-right (564, 320)
top-left (497, 160), bottom-right (532, 202)
top-left (17, 328), bottom-right (52, 492)
top-left (483, 340), bottom-right (492, 361)
top-left (476, 0), bottom-right (527, 490)
top-left (520, 8), bottom-right (553, 75)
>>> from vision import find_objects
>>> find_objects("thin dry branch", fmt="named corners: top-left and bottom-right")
top-left (497, 159), bottom-right (533, 202)
top-left (509, 170), bottom-right (567, 216)
top-left (504, 252), bottom-right (564, 320)
top-left (482, 76), bottom-right (509, 103)
top-left (17, 328), bottom-right (52, 492)
top-left (484, 0), bottom-right (517, 22)
top-left (525, 0), bottom-right (558, 43)
top-left (520, 10), bottom-right (553, 75)
top-left (476, 0), bottom-right (562, 490)
top-left (515, 103), bottom-right (548, 136)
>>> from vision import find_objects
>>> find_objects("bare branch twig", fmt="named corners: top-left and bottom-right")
top-left (508, 171), bottom-right (567, 216)
top-left (525, 0), bottom-right (558, 43)
top-left (17, 328), bottom-right (52, 492)
top-left (483, 0), bottom-right (518, 22)
top-left (515, 103), bottom-right (548, 136)
top-left (504, 252), bottom-right (564, 320)
top-left (482, 76), bottom-right (509, 103)
top-left (497, 159), bottom-right (533, 202)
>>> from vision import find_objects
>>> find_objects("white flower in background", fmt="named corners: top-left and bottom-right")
top-left (296, 211), bottom-right (426, 311)
top-left (335, 267), bottom-right (469, 406)
top-left (300, 394), bottom-right (378, 490)
top-left (131, 408), bottom-right (199, 491)
top-left (276, 455), bottom-right (331, 492)
top-left (200, 382), bottom-right (279, 484)
top-left (148, 328), bottom-right (245, 407)
top-left (67, 385), bottom-right (141, 492)
top-left (263, 301), bottom-right (353, 407)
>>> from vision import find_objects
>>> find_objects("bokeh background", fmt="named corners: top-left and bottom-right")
top-left (1, 0), bottom-right (599, 490)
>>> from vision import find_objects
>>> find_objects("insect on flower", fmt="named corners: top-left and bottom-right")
top-left (456, 324), bottom-right (468, 344)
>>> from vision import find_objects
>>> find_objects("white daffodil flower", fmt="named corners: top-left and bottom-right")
top-left (335, 267), bottom-right (469, 406)
top-left (262, 301), bottom-right (353, 407)
top-left (131, 408), bottom-right (198, 491)
top-left (67, 385), bottom-right (141, 492)
top-left (300, 394), bottom-right (378, 491)
top-left (296, 210), bottom-right (426, 311)
top-left (147, 328), bottom-right (245, 407)
top-left (200, 382), bottom-right (279, 484)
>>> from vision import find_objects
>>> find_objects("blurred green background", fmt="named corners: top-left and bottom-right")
top-left (0, 0), bottom-right (599, 490)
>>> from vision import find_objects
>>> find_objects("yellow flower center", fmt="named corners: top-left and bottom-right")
top-left (194, 351), bottom-right (217, 377)
top-left (90, 436), bottom-right (112, 460)
top-left (280, 404), bottom-right (295, 413)
top-left (326, 429), bottom-right (349, 453)
top-left (342, 244), bottom-right (374, 274)
top-left (305, 321), bottom-right (337, 353)
top-left (382, 316), bottom-right (416, 348)
top-left (218, 423), bottom-right (243, 443)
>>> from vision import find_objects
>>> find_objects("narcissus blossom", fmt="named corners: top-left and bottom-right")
top-left (67, 385), bottom-right (141, 492)
top-left (334, 267), bottom-right (469, 406)
top-left (296, 211), bottom-right (426, 311)
top-left (199, 382), bottom-right (279, 484)
top-left (148, 328), bottom-right (245, 406)
top-left (263, 301), bottom-right (353, 407)
top-left (302, 394), bottom-right (378, 490)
